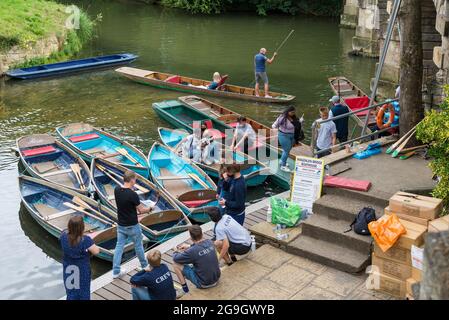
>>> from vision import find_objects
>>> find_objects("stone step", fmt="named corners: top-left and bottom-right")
top-left (319, 187), bottom-right (389, 213)
top-left (301, 214), bottom-right (374, 254)
top-left (287, 235), bottom-right (371, 273)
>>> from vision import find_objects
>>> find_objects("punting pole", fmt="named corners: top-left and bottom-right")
top-left (274, 29), bottom-right (295, 53)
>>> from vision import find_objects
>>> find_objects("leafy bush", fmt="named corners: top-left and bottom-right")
top-left (416, 85), bottom-right (449, 213)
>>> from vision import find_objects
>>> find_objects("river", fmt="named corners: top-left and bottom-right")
top-left (0, 0), bottom-right (376, 299)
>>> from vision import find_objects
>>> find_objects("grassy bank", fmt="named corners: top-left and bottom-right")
top-left (0, 0), bottom-right (94, 68)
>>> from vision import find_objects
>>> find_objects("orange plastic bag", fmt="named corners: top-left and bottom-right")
top-left (368, 213), bottom-right (406, 252)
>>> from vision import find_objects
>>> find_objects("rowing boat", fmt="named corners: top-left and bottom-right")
top-left (148, 142), bottom-right (218, 223)
top-left (7, 54), bottom-right (138, 79)
top-left (116, 67), bottom-right (295, 103)
top-left (153, 98), bottom-right (294, 189)
top-left (158, 127), bottom-right (271, 187)
top-left (17, 134), bottom-right (91, 194)
top-left (56, 123), bottom-right (149, 178)
top-left (19, 175), bottom-right (148, 262)
top-left (91, 158), bottom-right (191, 242)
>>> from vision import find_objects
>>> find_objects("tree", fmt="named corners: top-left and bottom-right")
top-left (398, 0), bottom-right (424, 144)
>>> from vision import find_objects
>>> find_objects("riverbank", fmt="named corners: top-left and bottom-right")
top-left (0, 0), bottom-right (94, 74)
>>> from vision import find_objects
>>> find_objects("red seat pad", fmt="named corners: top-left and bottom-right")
top-left (69, 133), bottom-right (100, 143)
top-left (182, 199), bottom-right (213, 208)
top-left (165, 75), bottom-right (181, 84)
top-left (343, 96), bottom-right (370, 116)
top-left (22, 145), bottom-right (56, 157)
top-left (324, 176), bottom-right (371, 192)
top-left (228, 122), bottom-right (238, 128)
top-left (208, 129), bottom-right (226, 139)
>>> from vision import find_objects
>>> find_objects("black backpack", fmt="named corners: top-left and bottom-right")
top-left (345, 207), bottom-right (377, 235)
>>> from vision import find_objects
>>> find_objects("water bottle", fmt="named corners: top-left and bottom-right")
top-left (251, 235), bottom-right (256, 252)
top-left (266, 204), bottom-right (272, 223)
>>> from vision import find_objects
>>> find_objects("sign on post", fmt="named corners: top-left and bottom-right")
top-left (290, 156), bottom-right (325, 214)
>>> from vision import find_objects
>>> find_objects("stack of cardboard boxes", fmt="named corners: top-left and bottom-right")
top-left (372, 192), bottom-right (443, 299)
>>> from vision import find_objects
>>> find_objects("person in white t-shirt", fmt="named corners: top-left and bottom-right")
top-left (315, 106), bottom-right (337, 158)
top-left (231, 116), bottom-right (257, 155)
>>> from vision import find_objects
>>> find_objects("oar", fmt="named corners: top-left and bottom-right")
top-left (63, 202), bottom-right (113, 225)
top-left (96, 164), bottom-right (149, 193)
top-left (72, 196), bottom-right (104, 217)
top-left (70, 163), bottom-right (85, 190)
top-left (188, 173), bottom-right (210, 189)
top-left (397, 144), bottom-right (427, 154)
top-left (386, 125), bottom-right (418, 154)
top-left (392, 129), bottom-right (417, 158)
top-left (96, 163), bottom-right (124, 187)
top-left (399, 151), bottom-right (416, 160)
top-left (116, 147), bottom-right (143, 167)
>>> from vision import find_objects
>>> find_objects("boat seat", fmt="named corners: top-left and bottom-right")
top-left (22, 145), bottom-right (57, 157)
top-left (34, 203), bottom-right (60, 217)
top-left (159, 168), bottom-right (192, 198)
top-left (85, 147), bottom-right (106, 155)
top-left (42, 168), bottom-right (73, 178)
top-left (45, 209), bottom-right (76, 221)
top-left (69, 133), bottom-right (100, 143)
top-left (152, 157), bottom-right (171, 167)
top-left (33, 161), bottom-right (59, 174)
top-left (182, 199), bottom-right (213, 208)
top-left (165, 75), bottom-right (181, 84)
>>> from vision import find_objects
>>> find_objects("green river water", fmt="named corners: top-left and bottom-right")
top-left (0, 0), bottom-right (376, 299)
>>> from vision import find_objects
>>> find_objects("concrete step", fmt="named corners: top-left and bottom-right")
top-left (322, 186), bottom-right (389, 209)
top-left (301, 214), bottom-right (373, 254)
top-left (287, 235), bottom-right (371, 273)
top-left (313, 192), bottom-right (385, 223)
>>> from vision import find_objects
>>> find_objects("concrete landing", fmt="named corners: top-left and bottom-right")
top-left (182, 244), bottom-right (394, 300)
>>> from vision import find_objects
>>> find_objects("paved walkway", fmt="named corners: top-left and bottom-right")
top-left (181, 244), bottom-right (393, 300)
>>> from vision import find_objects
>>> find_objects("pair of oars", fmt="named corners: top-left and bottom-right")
top-left (64, 196), bottom-right (114, 226)
top-left (70, 163), bottom-right (86, 191)
top-left (96, 163), bottom-right (149, 193)
top-left (116, 147), bottom-right (143, 167)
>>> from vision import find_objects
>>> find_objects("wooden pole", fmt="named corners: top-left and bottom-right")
top-left (398, 0), bottom-right (424, 145)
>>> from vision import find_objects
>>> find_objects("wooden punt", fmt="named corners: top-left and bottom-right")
top-left (19, 175), bottom-right (148, 262)
top-left (115, 67), bottom-right (295, 104)
top-left (157, 127), bottom-right (271, 187)
top-left (148, 142), bottom-right (218, 223)
top-left (90, 157), bottom-right (191, 242)
top-left (56, 123), bottom-right (149, 178)
top-left (17, 134), bottom-right (91, 194)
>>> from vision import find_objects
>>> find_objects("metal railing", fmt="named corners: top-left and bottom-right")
top-left (311, 98), bottom-right (399, 156)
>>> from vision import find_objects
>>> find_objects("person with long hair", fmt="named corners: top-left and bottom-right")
top-left (272, 106), bottom-right (303, 172)
top-left (60, 215), bottom-right (100, 300)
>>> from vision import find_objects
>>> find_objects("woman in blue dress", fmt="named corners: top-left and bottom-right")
top-left (60, 215), bottom-right (100, 300)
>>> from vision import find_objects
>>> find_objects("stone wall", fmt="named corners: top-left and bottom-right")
top-left (0, 34), bottom-right (63, 75)
top-left (433, 0), bottom-right (449, 102)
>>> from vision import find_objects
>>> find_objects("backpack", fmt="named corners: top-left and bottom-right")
top-left (293, 118), bottom-right (305, 142)
top-left (344, 207), bottom-right (377, 235)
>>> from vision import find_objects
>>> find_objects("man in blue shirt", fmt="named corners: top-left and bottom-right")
top-left (328, 95), bottom-right (350, 143)
top-left (254, 48), bottom-right (277, 98)
top-left (219, 164), bottom-right (247, 226)
top-left (130, 250), bottom-right (176, 300)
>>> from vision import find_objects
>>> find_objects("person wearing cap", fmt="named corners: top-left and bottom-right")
top-left (328, 95), bottom-right (350, 144)
top-left (254, 48), bottom-right (277, 98)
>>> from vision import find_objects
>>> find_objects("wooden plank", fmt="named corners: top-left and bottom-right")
top-left (112, 279), bottom-right (132, 293)
top-left (95, 287), bottom-right (123, 300)
top-left (104, 283), bottom-right (132, 300)
top-left (91, 293), bottom-right (106, 300)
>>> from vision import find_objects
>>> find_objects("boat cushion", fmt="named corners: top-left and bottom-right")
top-left (343, 96), bottom-right (370, 116)
top-left (228, 122), bottom-right (238, 128)
top-left (69, 133), bottom-right (100, 143)
top-left (203, 120), bottom-right (213, 129)
top-left (208, 129), bottom-right (225, 139)
top-left (182, 199), bottom-right (212, 208)
top-left (165, 75), bottom-right (181, 84)
top-left (323, 176), bottom-right (371, 192)
top-left (22, 145), bottom-right (57, 157)
top-left (216, 75), bottom-right (228, 89)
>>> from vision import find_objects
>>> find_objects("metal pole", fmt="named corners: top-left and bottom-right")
top-left (361, 0), bottom-right (402, 136)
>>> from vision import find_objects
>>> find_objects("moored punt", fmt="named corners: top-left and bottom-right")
top-left (91, 158), bottom-right (191, 242)
top-left (148, 142), bottom-right (218, 223)
top-left (19, 175), bottom-right (146, 262)
top-left (116, 67), bottom-right (295, 103)
top-left (56, 123), bottom-right (149, 178)
top-left (157, 127), bottom-right (271, 187)
top-left (7, 54), bottom-right (138, 80)
top-left (17, 134), bottom-right (91, 194)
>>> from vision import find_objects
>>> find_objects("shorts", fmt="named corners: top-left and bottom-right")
top-left (255, 72), bottom-right (269, 84)
top-left (182, 265), bottom-right (217, 289)
top-left (228, 241), bottom-right (251, 255)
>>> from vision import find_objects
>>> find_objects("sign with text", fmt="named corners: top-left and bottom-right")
top-left (290, 156), bottom-right (325, 214)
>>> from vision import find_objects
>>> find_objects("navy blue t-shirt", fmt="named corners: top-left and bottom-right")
top-left (225, 175), bottom-right (246, 216)
top-left (254, 53), bottom-right (267, 72)
top-left (130, 264), bottom-right (176, 300)
top-left (330, 103), bottom-right (350, 140)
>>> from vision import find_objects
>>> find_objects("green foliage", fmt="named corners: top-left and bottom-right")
top-left (159, 0), bottom-right (342, 16)
top-left (416, 85), bottom-right (449, 212)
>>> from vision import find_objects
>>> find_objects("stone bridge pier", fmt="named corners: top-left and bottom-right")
top-left (341, 0), bottom-right (449, 107)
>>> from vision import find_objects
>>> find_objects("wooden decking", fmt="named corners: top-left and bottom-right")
top-left (81, 192), bottom-right (284, 301)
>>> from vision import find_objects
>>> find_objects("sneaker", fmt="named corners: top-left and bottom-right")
top-left (265, 95), bottom-right (273, 98)
top-left (112, 269), bottom-right (127, 279)
top-left (280, 165), bottom-right (291, 173)
top-left (230, 255), bottom-right (238, 262)
top-left (176, 289), bottom-right (187, 299)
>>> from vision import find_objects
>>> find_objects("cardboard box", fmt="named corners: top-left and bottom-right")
top-left (385, 206), bottom-right (429, 227)
top-left (373, 272), bottom-right (407, 298)
top-left (412, 267), bottom-right (422, 281)
top-left (406, 277), bottom-right (419, 297)
top-left (374, 243), bottom-right (411, 265)
top-left (428, 215), bottom-right (449, 233)
top-left (395, 219), bottom-right (427, 249)
top-left (389, 192), bottom-right (442, 220)
top-left (372, 254), bottom-right (412, 280)
top-left (406, 293), bottom-right (414, 300)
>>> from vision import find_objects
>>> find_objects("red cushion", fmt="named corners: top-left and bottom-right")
top-left (208, 129), bottom-right (225, 139)
top-left (343, 96), bottom-right (370, 116)
top-left (182, 199), bottom-right (212, 208)
top-left (229, 122), bottom-right (238, 128)
top-left (324, 176), bottom-right (371, 192)
top-left (216, 75), bottom-right (228, 87)
top-left (203, 120), bottom-right (213, 129)
top-left (69, 133), bottom-right (100, 143)
top-left (165, 75), bottom-right (181, 84)
top-left (22, 145), bottom-right (56, 157)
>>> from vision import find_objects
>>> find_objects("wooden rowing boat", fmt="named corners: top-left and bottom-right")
top-left (19, 175), bottom-right (148, 262)
top-left (91, 158), bottom-right (191, 242)
top-left (17, 134), bottom-right (91, 194)
top-left (157, 127), bottom-right (271, 187)
top-left (116, 67), bottom-right (295, 103)
top-left (7, 54), bottom-right (138, 79)
top-left (148, 142), bottom-right (218, 223)
top-left (56, 123), bottom-right (149, 178)
top-left (152, 98), bottom-right (294, 189)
